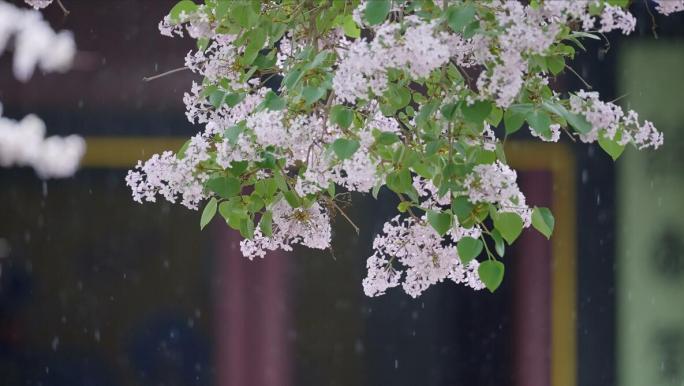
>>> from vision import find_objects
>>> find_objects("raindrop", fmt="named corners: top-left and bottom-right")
top-left (42, 181), bottom-right (48, 197)
top-left (94, 329), bottom-right (101, 342)
top-left (394, 359), bottom-right (399, 369)
top-left (51, 336), bottom-right (59, 351)
top-left (0, 238), bottom-right (11, 259)
top-left (354, 339), bottom-right (364, 354)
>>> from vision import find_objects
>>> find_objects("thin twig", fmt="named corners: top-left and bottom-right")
top-left (142, 66), bottom-right (189, 82)
top-left (564, 64), bottom-right (592, 90)
top-left (609, 93), bottom-right (630, 104)
top-left (331, 200), bottom-right (360, 234)
top-left (397, 193), bottom-right (421, 222)
top-left (643, 0), bottom-right (659, 39)
top-left (561, 126), bottom-right (577, 142)
top-left (56, 0), bottom-right (70, 16)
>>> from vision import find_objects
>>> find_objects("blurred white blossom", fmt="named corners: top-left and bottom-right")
top-left (0, 104), bottom-right (85, 178)
top-left (0, 0), bottom-right (75, 81)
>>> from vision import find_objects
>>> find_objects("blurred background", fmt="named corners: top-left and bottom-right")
top-left (0, 1), bottom-right (683, 386)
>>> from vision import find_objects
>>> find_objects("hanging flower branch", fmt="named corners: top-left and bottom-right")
top-left (127, 0), bottom-right (676, 297)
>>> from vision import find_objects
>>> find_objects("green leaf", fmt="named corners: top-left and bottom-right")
top-left (376, 131), bottom-right (400, 145)
top-left (206, 176), bottom-right (241, 198)
top-left (224, 124), bottom-right (244, 144)
top-left (446, 4), bottom-right (476, 32)
top-left (331, 138), bottom-right (360, 160)
top-left (240, 27), bottom-right (267, 67)
top-left (452, 196), bottom-right (474, 223)
top-left (254, 178), bottom-right (278, 199)
top-left (546, 55), bottom-right (565, 75)
top-left (526, 109), bottom-right (552, 137)
top-left (342, 15), bottom-right (361, 38)
top-left (491, 229), bottom-right (505, 257)
top-left (259, 210), bottom-right (273, 236)
top-left (504, 109), bottom-right (526, 134)
top-left (302, 86), bottom-right (327, 105)
top-left (262, 90), bottom-right (286, 111)
top-left (330, 105), bottom-right (354, 129)
top-left (274, 172), bottom-right (289, 191)
top-left (488, 106), bottom-right (503, 126)
top-left (563, 111), bottom-right (592, 134)
top-left (427, 210), bottom-right (453, 237)
top-left (282, 68), bottom-right (304, 89)
top-left (253, 51), bottom-right (277, 69)
top-left (598, 132), bottom-right (625, 160)
top-left (478, 260), bottom-right (505, 292)
top-left (219, 199), bottom-right (247, 227)
top-left (364, 0), bottom-right (391, 25)
top-left (457, 236), bottom-right (483, 265)
top-left (283, 191), bottom-right (300, 208)
top-left (232, 2), bottom-right (259, 28)
top-left (494, 212), bottom-right (523, 244)
top-left (462, 101), bottom-right (493, 124)
top-left (531, 207), bottom-right (555, 239)
top-left (440, 103), bottom-right (458, 120)
top-left (239, 217), bottom-right (255, 239)
top-left (169, 0), bottom-right (198, 23)
top-left (176, 139), bottom-right (191, 159)
top-left (386, 86), bottom-right (411, 110)
top-left (200, 197), bottom-right (217, 230)
top-left (397, 201), bottom-right (411, 213)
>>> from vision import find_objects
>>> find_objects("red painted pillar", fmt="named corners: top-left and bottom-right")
top-left (213, 227), bottom-right (292, 386)
top-left (513, 170), bottom-right (553, 386)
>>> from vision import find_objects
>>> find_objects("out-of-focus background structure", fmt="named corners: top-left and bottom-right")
top-left (1, 1), bottom-right (683, 385)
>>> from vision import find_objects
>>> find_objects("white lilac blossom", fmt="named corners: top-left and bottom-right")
top-left (240, 200), bottom-right (332, 259)
top-left (653, 0), bottom-right (684, 15)
top-left (363, 215), bottom-right (484, 298)
top-left (0, 1), bottom-right (75, 81)
top-left (464, 161), bottom-right (532, 227)
top-left (23, 0), bottom-right (52, 10)
top-left (333, 16), bottom-right (462, 104)
top-left (569, 90), bottom-right (664, 149)
top-left (598, 5), bottom-right (636, 35)
top-left (125, 134), bottom-right (211, 210)
top-left (0, 105), bottom-right (85, 178)
top-left (127, 1), bottom-right (672, 297)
